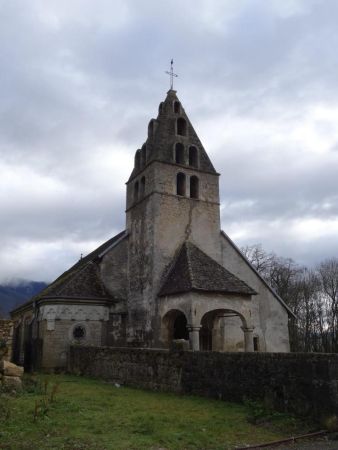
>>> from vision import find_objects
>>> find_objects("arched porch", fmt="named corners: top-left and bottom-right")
top-left (161, 309), bottom-right (189, 345)
top-left (160, 303), bottom-right (255, 353)
top-left (199, 309), bottom-right (253, 352)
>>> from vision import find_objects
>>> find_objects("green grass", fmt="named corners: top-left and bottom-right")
top-left (0, 374), bottom-right (311, 450)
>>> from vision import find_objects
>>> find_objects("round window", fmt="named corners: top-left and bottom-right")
top-left (73, 325), bottom-right (86, 340)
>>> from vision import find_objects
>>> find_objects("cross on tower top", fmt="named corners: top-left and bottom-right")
top-left (165, 59), bottom-right (178, 90)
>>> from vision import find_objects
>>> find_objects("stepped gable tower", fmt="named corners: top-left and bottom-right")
top-left (126, 89), bottom-right (230, 345)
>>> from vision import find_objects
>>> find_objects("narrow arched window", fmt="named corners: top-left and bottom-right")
top-left (158, 102), bottom-right (163, 114)
top-left (134, 181), bottom-right (139, 202)
top-left (175, 143), bottom-right (185, 164)
top-left (176, 172), bottom-right (186, 196)
top-left (148, 120), bottom-right (154, 137)
top-left (174, 101), bottom-right (180, 114)
top-left (140, 176), bottom-right (145, 197)
top-left (177, 118), bottom-right (187, 136)
top-left (190, 176), bottom-right (199, 199)
top-left (135, 150), bottom-right (141, 170)
top-left (189, 146), bottom-right (198, 167)
top-left (141, 144), bottom-right (147, 167)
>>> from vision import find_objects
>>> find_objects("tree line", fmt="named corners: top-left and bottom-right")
top-left (241, 244), bottom-right (338, 353)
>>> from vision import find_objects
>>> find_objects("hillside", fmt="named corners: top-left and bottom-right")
top-left (0, 281), bottom-right (48, 317)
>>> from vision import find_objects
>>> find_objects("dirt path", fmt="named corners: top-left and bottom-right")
top-left (263, 437), bottom-right (338, 449)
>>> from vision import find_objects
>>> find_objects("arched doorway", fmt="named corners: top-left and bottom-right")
top-left (173, 313), bottom-right (189, 340)
top-left (162, 309), bottom-right (189, 346)
top-left (199, 309), bottom-right (247, 352)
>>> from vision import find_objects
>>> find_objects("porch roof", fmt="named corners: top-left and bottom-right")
top-left (159, 241), bottom-right (257, 297)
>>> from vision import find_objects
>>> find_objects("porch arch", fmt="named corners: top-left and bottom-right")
top-left (161, 309), bottom-right (189, 346)
top-left (198, 308), bottom-right (254, 353)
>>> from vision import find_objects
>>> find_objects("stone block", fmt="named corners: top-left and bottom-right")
top-left (0, 360), bottom-right (24, 377)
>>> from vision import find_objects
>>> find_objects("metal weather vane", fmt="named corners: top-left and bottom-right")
top-left (165, 59), bottom-right (178, 90)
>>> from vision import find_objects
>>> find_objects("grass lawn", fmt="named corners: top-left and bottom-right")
top-left (0, 374), bottom-right (312, 450)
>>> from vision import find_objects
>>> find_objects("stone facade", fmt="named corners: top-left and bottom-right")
top-left (69, 346), bottom-right (338, 418)
top-left (10, 89), bottom-right (293, 370)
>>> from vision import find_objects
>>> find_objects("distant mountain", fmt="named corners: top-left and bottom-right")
top-left (0, 280), bottom-right (48, 318)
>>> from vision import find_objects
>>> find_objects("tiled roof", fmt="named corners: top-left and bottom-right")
top-left (11, 231), bottom-right (127, 314)
top-left (44, 261), bottom-right (110, 299)
top-left (159, 241), bottom-right (257, 297)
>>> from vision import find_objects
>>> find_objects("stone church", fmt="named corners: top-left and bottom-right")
top-left (11, 89), bottom-right (294, 370)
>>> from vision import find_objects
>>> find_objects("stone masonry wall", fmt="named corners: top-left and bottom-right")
top-left (69, 347), bottom-right (338, 418)
top-left (40, 320), bottom-right (105, 370)
top-left (0, 320), bottom-right (13, 361)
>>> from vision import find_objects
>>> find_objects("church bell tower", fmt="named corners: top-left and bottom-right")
top-left (125, 89), bottom-right (221, 345)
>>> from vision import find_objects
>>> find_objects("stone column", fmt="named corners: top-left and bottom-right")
top-left (187, 326), bottom-right (201, 351)
top-left (212, 317), bottom-right (222, 351)
top-left (241, 327), bottom-right (255, 352)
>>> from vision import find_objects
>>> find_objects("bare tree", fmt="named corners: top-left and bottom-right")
top-left (294, 269), bottom-right (323, 352)
top-left (241, 244), bottom-right (275, 276)
top-left (242, 246), bottom-right (338, 353)
top-left (241, 244), bottom-right (328, 352)
top-left (317, 258), bottom-right (338, 352)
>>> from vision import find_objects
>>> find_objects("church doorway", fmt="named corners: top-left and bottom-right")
top-left (162, 309), bottom-right (189, 345)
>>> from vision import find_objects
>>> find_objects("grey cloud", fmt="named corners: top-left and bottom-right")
top-left (1, 0), bottom-right (338, 281)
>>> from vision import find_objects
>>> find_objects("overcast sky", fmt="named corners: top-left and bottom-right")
top-left (1, 0), bottom-right (338, 283)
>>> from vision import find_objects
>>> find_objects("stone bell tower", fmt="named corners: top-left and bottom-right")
top-left (125, 89), bottom-right (221, 345)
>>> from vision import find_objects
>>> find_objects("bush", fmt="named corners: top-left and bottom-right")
top-left (243, 398), bottom-right (288, 425)
top-left (22, 375), bottom-right (44, 395)
top-left (322, 415), bottom-right (338, 432)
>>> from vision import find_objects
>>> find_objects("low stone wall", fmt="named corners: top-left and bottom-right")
top-left (0, 320), bottom-right (13, 362)
top-left (69, 347), bottom-right (338, 418)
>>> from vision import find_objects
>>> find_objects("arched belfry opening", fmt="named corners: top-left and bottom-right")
top-left (176, 172), bottom-right (186, 196)
top-left (134, 181), bottom-right (139, 202)
top-left (189, 146), bottom-right (198, 167)
top-left (175, 143), bottom-right (185, 164)
top-left (148, 120), bottom-right (154, 137)
top-left (141, 144), bottom-right (147, 167)
top-left (173, 101), bottom-right (181, 114)
top-left (177, 118), bottom-right (187, 136)
top-left (140, 176), bottom-right (145, 197)
top-left (190, 176), bottom-right (199, 199)
top-left (135, 150), bottom-right (141, 170)
top-left (158, 102), bottom-right (164, 114)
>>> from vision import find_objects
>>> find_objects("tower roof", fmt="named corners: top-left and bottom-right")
top-left (159, 241), bottom-right (257, 297)
top-left (128, 90), bottom-right (217, 181)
